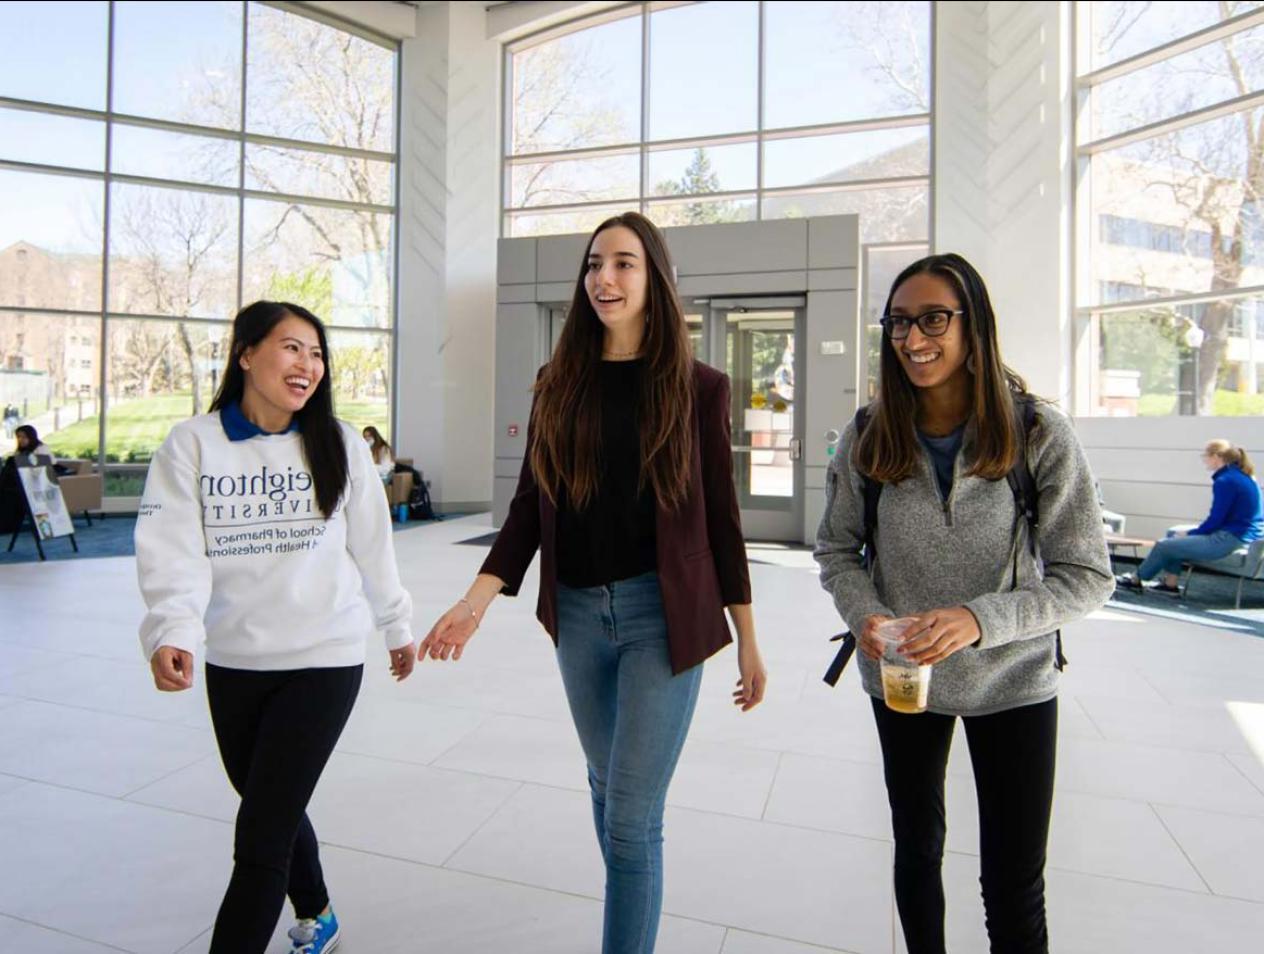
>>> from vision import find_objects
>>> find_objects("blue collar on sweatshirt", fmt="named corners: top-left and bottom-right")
top-left (219, 401), bottom-right (300, 442)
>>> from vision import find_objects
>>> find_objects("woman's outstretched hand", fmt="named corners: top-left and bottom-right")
top-left (418, 602), bottom-right (480, 662)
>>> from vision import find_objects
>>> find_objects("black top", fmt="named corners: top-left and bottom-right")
top-left (556, 359), bottom-right (658, 588)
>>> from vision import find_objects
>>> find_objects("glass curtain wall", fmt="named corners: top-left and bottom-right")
top-left (1077, 1), bottom-right (1264, 416)
top-left (502, 0), bottom-right (932, 387)
top-left (0, 1), bottom-right (399, 494)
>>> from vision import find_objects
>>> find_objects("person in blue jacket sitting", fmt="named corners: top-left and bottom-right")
top-left (1118, 440), bottom-right (1263, 593)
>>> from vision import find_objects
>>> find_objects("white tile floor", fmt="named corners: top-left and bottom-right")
top-left (4, 513), bottom-right (1264, 953)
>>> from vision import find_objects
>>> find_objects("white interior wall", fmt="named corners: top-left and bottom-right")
top-left (395, 1), bottom-right (498, 511)
top-left (1078, 418), bottom-right (1264, 541)
top-left (934, 0), bottom-right (1073, 406)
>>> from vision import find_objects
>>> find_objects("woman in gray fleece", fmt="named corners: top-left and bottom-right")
top-left (814, 253), bottom-right (1113, 954)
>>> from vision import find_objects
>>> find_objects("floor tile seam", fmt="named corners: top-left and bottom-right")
top-left (329, 738), bottom-right (538, 778)
top-left (1058, 694), bottom-right (1107, 742)
top-left (683, 732), bottom-right (881, 764)
top-left (0, 658), bottom-right (86, 685)
top-left (454, 776), bottom-right (896, 840)
top-left (1051, 781), bottom-right (1264, 816)
top-left (1146, 791), bottom-right (1264, 822)
top-left (434, 770), bottom-right (804, 824)
top-left (409, 715), bottom-right (499, 769)
top-left (1058, 734), bottom-right (1256, 760)
top-left (942, 847), bottom-right (1263, 901)
top-left (435, 780), bottom-right (526, 868)
top-left (1133, 667), bottom-right (1177, 707)
top-left (1146, 802), bottom-right (1216, 895)
top-left (0, 770), bottom-right (226, 806)
top-left (436, 852), bottom-right (839, 941)
top-left (1067, 689), bottom-right (1259, 732)
top-left (735, 817), bottom-right (1238, 895)
top-left (759, 751), bottom-right (786, 822)
top-left (1224, 752), bottom-right (1264, 798)
top-left (1055, 723), bottom-right (1255, 758)
top-left (0, 693), bottom-right (214, 735)
top-left (719, 924), bottom-right (860, 953)
top-left (117, 749), bottom-right (224, 800)
top-left (0, 908), bottom-right (138, 952)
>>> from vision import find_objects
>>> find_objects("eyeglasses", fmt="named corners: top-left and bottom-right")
top-left (879, 309), bottom-right (963, 340)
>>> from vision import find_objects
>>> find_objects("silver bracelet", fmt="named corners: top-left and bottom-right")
top-left (458, 598), bottom-right (480, 626)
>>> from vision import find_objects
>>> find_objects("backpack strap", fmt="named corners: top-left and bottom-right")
top-left (1003, 395), bottom-right (1066, 670)
top-left (1005, 396), bottom-right (1040, 559)
top-left (825, 396), bottom-right (1066, 682)
top-left (853, 405), bottom-right (880, 566)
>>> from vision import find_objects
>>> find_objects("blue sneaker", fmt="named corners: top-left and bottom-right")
top-left (288, 907), bottom-right (340, 953)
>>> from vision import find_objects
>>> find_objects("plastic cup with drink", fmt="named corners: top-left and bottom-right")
top-left (875, 617), bottom-right (931, 714)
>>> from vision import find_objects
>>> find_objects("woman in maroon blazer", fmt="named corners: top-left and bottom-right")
top-left (420, 211), bottom-right (766, 953)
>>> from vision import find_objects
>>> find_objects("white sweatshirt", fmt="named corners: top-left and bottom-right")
top-left (135, 414), bottom-right (414, 669)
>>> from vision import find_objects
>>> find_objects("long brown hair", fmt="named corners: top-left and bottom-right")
top-left (856, 253), bottom-right (1032, 484)
top-left (362, 425), bottom-right (392, 464)
top-left (529, 212), bottom-right (694, 511)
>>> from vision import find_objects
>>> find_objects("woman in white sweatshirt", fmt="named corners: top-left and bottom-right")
top-left (135, 300), bottom-right (415, 954)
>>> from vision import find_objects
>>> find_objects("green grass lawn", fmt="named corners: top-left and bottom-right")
top-left (336, 399), bottom-right (390, 441)
top-left (1137, 391), bottom-right (1264, 416)
top-left (43, 392), bottom-right (390, 462)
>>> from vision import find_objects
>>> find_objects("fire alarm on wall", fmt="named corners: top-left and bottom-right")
top-left (508, 424), bottom-right (519, 437)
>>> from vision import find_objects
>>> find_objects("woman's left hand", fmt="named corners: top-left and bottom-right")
top-left (733, 640), bottom-right (767, 712)
top-left (389, 643), bottom-right (416, 681)
top-left (897, 607), bottom-right (981, 666)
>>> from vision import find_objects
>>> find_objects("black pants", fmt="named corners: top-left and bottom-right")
top-left (871, 696), bottom-right (1057, 954)
top-left (206, 663), bottom-right (362, 954)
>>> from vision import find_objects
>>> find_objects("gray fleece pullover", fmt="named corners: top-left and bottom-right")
top-left (814, 403), bottom-right (1115, 717)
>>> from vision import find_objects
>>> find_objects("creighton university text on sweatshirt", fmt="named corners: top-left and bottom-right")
top-left (135, 411), bottom-right (413, 670)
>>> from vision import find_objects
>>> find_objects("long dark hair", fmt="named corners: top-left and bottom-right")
top-left (15, 424), bottom-right (39, 449)
top-left (529, 212), bottom-right (694, 512)
top-left (210, 301), bottom-right (348, 518)
top-left (857, 252), bottom-right (1032, 484)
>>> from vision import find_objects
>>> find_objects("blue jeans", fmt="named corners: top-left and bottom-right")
top-left (555, 571), bottom-right (704, 954)
top-left (1138, 528), bottom-right (1243, 580)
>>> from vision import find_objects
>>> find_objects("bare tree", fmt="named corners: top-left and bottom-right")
top-left (112, 189), bottom-right (234, 414)
top-left (509, 33), bottom-right (630, 209)
top-left (1099, 1), bottom-right (1263, 413)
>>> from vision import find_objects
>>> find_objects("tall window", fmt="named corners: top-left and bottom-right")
top-left (0, 2), bottom-right (399, 494)
top-left (503, 0), bottom-right (932, 388)
top-left (1077, 1), bottom-right (1264, 416)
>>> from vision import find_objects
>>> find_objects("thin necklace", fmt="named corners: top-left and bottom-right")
top-left (602, 346), bottom-right (641, 358)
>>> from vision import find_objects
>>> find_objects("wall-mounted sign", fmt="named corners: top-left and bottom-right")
top-left (820, 341), bottom-right (846, 355)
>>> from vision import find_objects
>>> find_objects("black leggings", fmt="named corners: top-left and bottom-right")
top-left (871, 696), bottom-right (1057, 954)
top-left (206, 663), bottom-right (362, 954)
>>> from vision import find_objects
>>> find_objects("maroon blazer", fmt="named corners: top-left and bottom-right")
top-left (480, 360), bottom-right (752, 674)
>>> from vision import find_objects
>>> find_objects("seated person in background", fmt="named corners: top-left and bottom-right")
top-left (362, 425), bottom-right (395, 483)
top-left (1118, 440), bottom-right (1263, 593)
top-left (13, 425), bottom-right (53, 463)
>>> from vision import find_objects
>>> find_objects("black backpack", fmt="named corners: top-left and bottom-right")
top-left (395, 463), bottom-right (439, 521)
top-left (823, 395), bottom-right (1065, 686)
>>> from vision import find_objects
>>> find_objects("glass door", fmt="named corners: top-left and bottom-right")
top-left (717, 306), bottom-right (804, 541)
